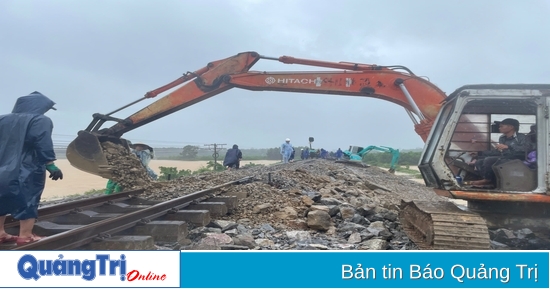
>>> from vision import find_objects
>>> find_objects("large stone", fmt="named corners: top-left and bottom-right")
top-left (286, 231), bottom-right (311, 241)
top-left (348, 232), bottom-right (362, 244)
top-left (339, 206), bottom-right (356, 220)
top-left (307, 210), bottom-right (332, 231)
top-left (327, 205), bottom-right (340, 217)
top-left (287, 220), bottom-right (309, 230)
top-left (232, 234), bottom-right (256, 248)
top-left (212, 220), bottom-right (237, 229)
top-left (359, 238), bottom-right (388, 250)
top-left (367, 221), bottom-right (392, 240)
top-left (310, 205), bottom-right (330, 213)
top-left (260, 224), bottom-right (276, 232)
top-left (187, 227), bottom-right (222, 240)
top-left (253, 204), bottom-right (271, 214)
top-left (274, 207), bottom-right (298, 220)
top-left (200, 233), bottom-right (234, 246)
top-left (374, 207), bottom-right (398, 222)
top-left (350, 214), bottom-right (371, 226)
top-left (305, 191), bottom-right (322, 202)
top-left (301, 196), bottom-right (314, 206)
top-left (516, 228), bottom-right (535, 239)
top-left (492, 228), bottom-right (516, 244)
top-left (337, 222), bottom-right (367, 232)
top-left (308, 244), bottom-right (329, 250)
top-left (255, 239), bottom-right (275, 247)
top-left (320, 198), bottom-right (343, 206)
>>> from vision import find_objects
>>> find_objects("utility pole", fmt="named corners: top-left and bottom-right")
top-left (204, 143), bottom-right (226, 169)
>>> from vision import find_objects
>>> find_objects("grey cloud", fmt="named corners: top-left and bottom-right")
top-left (0, 0), bottom-right (548, 151)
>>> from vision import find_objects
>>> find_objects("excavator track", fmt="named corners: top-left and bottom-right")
top-left (399, 200), bottom-right (491, 250)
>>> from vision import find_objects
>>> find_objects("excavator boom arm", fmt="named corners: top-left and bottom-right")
top-left (100, 51), bottom-right (445, 140)
top-left (67, 51), bottom-right (446, 177)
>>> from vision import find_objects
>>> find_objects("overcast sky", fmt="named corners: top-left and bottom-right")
top-left (1, 0), bottom-right (549, 152)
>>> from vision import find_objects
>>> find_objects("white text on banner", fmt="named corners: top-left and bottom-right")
top-left (180, 251), bottom-right (549, 288)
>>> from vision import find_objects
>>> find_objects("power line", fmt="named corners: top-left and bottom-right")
top-left (204, 143), bottom-right (226, 167)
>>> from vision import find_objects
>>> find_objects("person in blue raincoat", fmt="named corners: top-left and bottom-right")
top-left (320, 148), bottom-right (328, 159)
top-left (223, 144), bottom-right (242, 170)
top-left (335, 148), bottom-right (343, 160)
top-left (0, 91), bottom-right (63, 246)
top-left (280, 138), bottom-right (293, 163)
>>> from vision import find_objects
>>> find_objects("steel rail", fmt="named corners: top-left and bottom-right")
top-left (15, 176), bottom-right (253, 250)
top-left (5, 189), bottom-right (144, 228)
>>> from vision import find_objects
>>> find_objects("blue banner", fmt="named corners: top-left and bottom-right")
top-left (179, 251), bottom-right (548, 288)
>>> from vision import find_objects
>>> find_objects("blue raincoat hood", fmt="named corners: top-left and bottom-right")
top-left (12, 91), bottom-right (56, 115)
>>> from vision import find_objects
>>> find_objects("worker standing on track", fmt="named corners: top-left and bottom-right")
top-left (0, 92), bottom-right (63, 246)
top-left (223, 144), bottom-right (242, 170)
top-left (280, 138), bottom-right (293, 164)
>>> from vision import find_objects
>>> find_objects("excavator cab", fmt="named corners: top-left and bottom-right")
top-left (399, 84), bottom-right (550, 250)
top-left (418, 84), bottom-right (547, 195)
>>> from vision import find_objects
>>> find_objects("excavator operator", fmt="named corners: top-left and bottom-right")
top-left (523, 125), bottom-right (537, 169)
top-left (468, 118), bottom-right (531, 187)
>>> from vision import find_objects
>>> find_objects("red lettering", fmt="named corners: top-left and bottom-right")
top-left (126, 270), bottom-right (166, 282)
top-left (127, 270), bottom-right (139, 281)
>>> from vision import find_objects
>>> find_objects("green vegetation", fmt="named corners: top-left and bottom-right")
top-left (84, 188), bottom-right (106, 195)
top-left (180, 145), bottom-right (199, 160)
top-left (157, 161), bottom-right (262, 181)
top-left (241, 162), bottom-right (266, 168)
top-left (157, 166), bottom-right (193, 180)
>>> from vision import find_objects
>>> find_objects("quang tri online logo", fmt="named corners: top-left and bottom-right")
top-left (17, 254), bottom-right (167, 282)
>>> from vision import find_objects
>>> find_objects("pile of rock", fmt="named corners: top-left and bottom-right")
top-left (490, 228), bottom-right (550, 250)
top-left (101, 141), bottom-right (157, 190)
top-left (176, 161), bottom-right (443, 250)
top-left (97, 146), bottom-right (550, 251)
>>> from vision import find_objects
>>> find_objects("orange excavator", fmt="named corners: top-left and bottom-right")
top-left (66, 51), bottom-right (550, 250)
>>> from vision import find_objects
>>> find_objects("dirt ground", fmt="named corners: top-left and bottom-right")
top-left (42, 159), bottom-right (279, 200)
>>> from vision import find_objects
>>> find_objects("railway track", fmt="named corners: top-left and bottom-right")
top-left (1, 176), bottom-right (253, 250)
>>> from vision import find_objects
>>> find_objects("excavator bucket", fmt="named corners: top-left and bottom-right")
top-left (66, 131), bottom-right (130, 178)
